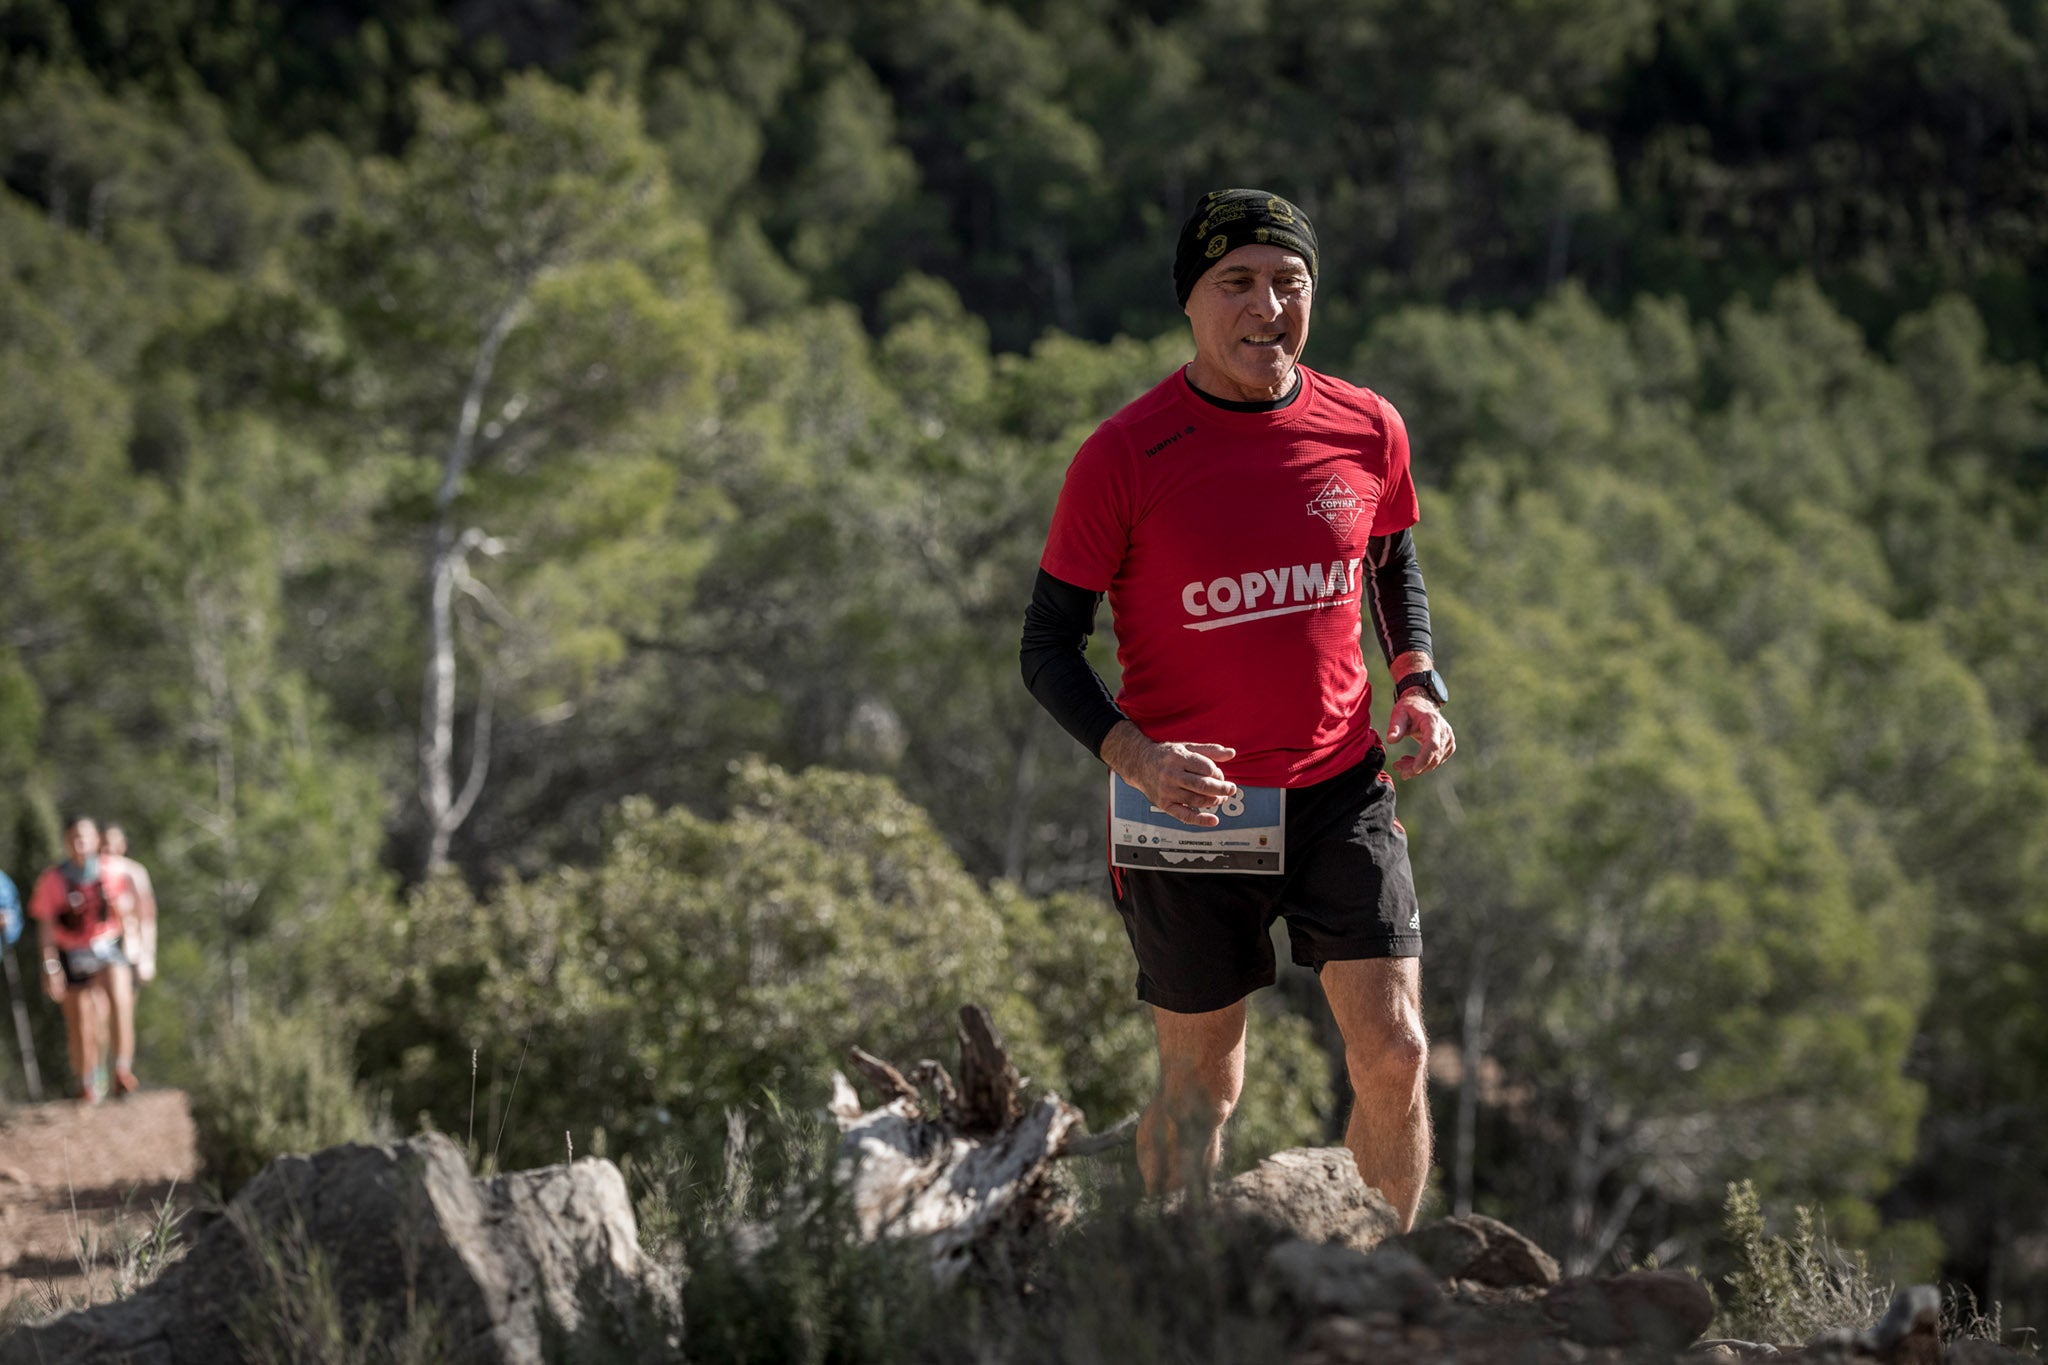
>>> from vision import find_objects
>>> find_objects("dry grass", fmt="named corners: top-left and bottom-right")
top-left (0, 1179), bottom-right (188, 1336)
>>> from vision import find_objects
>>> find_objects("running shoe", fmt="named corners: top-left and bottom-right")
top-left (113, 1067), bottom-right (140, 1096)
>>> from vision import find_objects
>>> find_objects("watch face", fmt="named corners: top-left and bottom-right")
top-left (1400, 669), bottom-right (1449, 705)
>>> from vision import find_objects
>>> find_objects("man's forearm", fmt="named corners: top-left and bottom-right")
top-left (1098, 719), bottom-right (1151, 781)
top-left (1389, 650), bottom-right (1433, 682)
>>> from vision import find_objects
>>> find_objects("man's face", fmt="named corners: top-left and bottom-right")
top-left (104, 827), bottom-right (127, 858)
top-left (65, 821), bottom-right (99, 864)
top-left (1183, 244), bottom-right (1313, 402)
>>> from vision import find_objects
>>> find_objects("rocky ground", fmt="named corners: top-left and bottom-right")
top-left (0, 1013), bottom-right (2037, 1364)
top-left (0, 1091), bottom-right (198, 1314)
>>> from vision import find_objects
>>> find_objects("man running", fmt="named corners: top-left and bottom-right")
top-left (101, 825), bottom-right (158, 986)
top-left (1020, 188), bottom-right (1454, 1227)
top-left (28, 816), bottom-right (141, 1101)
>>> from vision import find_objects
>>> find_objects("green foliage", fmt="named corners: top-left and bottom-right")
top-left (1717, 1179), bottom-right (1891, 1346)
top-left (670, 1114), bottom-right (951, 1365)
top-left (188, 1010), bottom-right (386, 1196)
top-left (342, 762), bottom-right (1326, 1180)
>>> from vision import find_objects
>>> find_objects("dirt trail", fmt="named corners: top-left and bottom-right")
top-left (0, 1090), bottom-right (198, 1313)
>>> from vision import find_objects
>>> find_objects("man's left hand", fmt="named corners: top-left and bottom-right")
top-left (1386, 694), bottom-right (1455, 779)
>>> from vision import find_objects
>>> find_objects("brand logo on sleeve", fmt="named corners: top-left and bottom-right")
top-left (1143, 424), bottom-right (1198, 457)
top-left (1306, 475), bottom-right (1363, 533)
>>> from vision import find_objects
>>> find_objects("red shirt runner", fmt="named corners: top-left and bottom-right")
top-left (1041, 365), bottom-right (1419, 788)
top-left (29, 864), bottom-right (132, 951)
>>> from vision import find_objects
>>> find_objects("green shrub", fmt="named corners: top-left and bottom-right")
top-left (1716, 1179), bottom-right (1889, 1344)
top-left (188, 1010), bottom-right (386, 1196)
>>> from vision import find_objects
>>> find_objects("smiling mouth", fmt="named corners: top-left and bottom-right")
top-left (1242, 332), bottom-right (1287, 347)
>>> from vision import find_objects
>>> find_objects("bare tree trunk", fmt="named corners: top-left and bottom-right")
top-left (1587, 1177), bottom-right (1646, 1269)
top-left (1001, 709), bottom-right (1044, 885)
top-left (1454, 947), bottom-right (1488, 1217)
top-left (420, 301), bottom-right (523, 872)
top-left (190, 584), bottom-right (259, 1027)
top-left (1566, 1076), bottom-right (1603, 1275)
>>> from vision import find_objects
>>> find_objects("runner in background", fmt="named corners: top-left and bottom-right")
top-left (101, 825), bottom-right (157, 986)
top-left (0, 865), bottom-right (19, 953)
top-left (28, 817), bottom-right (140, 1102)
top-left (0, 863), bottom-right (41, 1100)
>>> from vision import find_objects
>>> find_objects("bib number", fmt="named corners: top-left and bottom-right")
top-left (1110, 774), bottom-right (1285, 874)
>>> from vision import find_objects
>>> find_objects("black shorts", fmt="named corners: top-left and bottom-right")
top-left (60, 937), bottom-right (130, 986)
top-left (1109, 747), bottom-right (1421, 1014)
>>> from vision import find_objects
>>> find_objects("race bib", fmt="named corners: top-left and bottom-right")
top-left (1110, 773), bottom-right (1285, 874)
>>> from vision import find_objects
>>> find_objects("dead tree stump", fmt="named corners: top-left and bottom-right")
top-left (829, 1004), bottom-right (1089, 1282)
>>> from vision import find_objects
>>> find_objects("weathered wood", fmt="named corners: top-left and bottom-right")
top-left (847, 1047), bottom-right (920, 1107)
top-left (831, 1003), bottom-right (1081, 1282)
top-left (1060, 1113), bottom-right (1139, 1158)
top-left (954, 1004), bottom-right (1025, 1135)
top-left (910, 1058), bottom-right (961, 1117)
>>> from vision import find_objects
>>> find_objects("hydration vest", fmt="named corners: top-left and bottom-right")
top-left (55, 865), bottom-right (117, 941)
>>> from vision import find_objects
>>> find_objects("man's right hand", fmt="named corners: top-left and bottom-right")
top-left (1099, 721), bottom-right (1240, 827)
top-left (43, 969), bottom-right (64, 1004)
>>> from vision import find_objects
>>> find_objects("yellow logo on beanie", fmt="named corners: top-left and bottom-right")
top-left (1205, 234), bottom-right (1228, 258)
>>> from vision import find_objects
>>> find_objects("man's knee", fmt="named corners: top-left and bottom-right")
top-left (1345, 1011), bottom-right (1428, 1094)
top-left (1159, 1054), bottom-right (1242, 1126)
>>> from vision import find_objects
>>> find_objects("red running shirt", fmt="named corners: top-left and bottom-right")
top-left (29, 865), bottom-right (132, 951)
top-left (1040, 365), bottom-right (1419, 788)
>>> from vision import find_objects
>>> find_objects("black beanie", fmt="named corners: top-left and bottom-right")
top-left (1173, 188), bottom-right (1319, 306)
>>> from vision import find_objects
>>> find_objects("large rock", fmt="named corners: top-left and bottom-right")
top-left (1543, 1268), bottom-right (1715, 1353)
top-left (1215, 1147), bottom-right (1402, 1254)
top-left (1254, 1241), bottom-right (1443, 1327)
top-left (0, 1133), bottom-right (681, 1364)
top-left (1397, 1214), bottom-right (1561, 1288)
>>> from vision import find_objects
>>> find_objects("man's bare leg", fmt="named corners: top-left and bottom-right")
top-left (61, 990), bottom-right (89, 1084)
top-left (105, 967), bottom-right (137, 1089)
top-left (1136, 999), bottom-right (1247, 1194)
top-left (1322, 957), bottom-right (1431, 1229)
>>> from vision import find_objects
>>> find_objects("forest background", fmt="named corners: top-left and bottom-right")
top-left (1, 0), bottom-right (2045, 1333)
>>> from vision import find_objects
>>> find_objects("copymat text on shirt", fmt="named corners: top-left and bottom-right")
top-left (1180, 557), bottom-right (1365, 631)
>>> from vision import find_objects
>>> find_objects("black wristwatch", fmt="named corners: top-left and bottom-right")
top-left (1395, 668), bottom-right (1449, 707)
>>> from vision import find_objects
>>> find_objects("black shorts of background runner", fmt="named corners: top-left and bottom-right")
top-left (59, 938), bottom-right (130, 987)
top-left (1109, 748), bottom-right (1421, 1014)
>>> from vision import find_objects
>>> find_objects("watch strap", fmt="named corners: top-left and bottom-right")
top-left (1395, 669), bottom-right (1448, 706)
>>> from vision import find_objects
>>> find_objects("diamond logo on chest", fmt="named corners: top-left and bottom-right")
top-left (1306, 475), bottom-right (1363, 533)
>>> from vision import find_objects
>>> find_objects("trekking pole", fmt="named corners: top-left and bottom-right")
top-left (0, 944), bottom-right (43, 1102)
